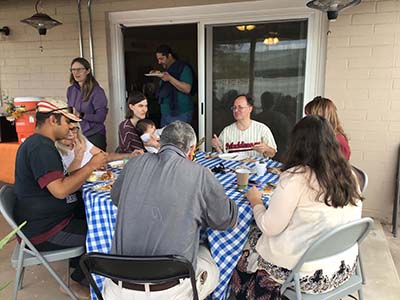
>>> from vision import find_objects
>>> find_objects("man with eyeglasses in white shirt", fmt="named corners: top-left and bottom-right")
top-left (212, 94), bottom-right (277, 158)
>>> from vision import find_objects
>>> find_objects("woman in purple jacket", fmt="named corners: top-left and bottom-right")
top-left (67, 57), bottom-right (108, 150)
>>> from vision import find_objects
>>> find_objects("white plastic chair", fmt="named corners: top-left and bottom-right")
top-left (0, 184), bottom-right (84, 300)
top-left (280, 217), bottom-right (373, 300)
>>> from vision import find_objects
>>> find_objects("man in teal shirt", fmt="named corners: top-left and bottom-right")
top-left (155, 45), bottom-right (194, 126)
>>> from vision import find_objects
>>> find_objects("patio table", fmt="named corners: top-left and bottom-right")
top-left (83, 152), bottom-right (281, 300)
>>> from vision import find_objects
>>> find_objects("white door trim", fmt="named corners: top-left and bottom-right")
top-left (107, 1), bottom-right (327, 149)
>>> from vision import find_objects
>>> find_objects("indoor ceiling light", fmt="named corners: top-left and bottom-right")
top-left (263, 32), bottom-right (279, 45)
top-left (236, 24), bottom-right (256, 31)
top-left (306, 0), bottom-right (361, 21)
top-left (20, 0), bottom-right (62, 35)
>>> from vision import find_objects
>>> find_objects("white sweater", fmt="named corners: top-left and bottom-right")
top-left (254, 166), bottom-right (362, 270)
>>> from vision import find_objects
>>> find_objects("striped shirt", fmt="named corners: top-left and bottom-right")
top-left (219, 120), bottom-right (277, 158)
top-left (118, 119), bottom-right (145, 153)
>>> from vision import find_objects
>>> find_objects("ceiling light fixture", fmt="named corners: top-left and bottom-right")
top-left (20, 0), bottom-right (62, 35)
top-left (263, 32), bottom-right (279, 45)
top-left (236, 24), bottom-right (256, 31)
top-left (306, 0), bottom-right (361, 21)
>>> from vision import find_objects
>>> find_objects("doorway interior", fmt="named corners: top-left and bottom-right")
top-left (123, 24), bottom-right (198, 132)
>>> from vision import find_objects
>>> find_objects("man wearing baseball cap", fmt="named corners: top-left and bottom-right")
top-left (14, 98), bottom-right (108, 299)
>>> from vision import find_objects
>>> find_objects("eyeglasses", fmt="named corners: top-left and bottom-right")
top-left (70, 68), bottom-right (86, 73)
top-left (230, 105), bottom-right (250, 111)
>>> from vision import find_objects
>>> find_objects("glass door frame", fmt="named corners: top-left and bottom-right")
top-left (108, 1), bottom-right (328, 151)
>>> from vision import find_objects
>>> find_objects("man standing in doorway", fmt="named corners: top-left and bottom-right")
top-left (155, 45), bottom-right (195, 126)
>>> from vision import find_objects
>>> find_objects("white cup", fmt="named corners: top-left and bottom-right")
top-left (255, 161), bottom-right (266, 177)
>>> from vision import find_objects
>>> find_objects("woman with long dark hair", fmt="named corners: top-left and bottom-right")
top-left (231, 116), bottom-right (363, 300)
top-left (67, 57), bottom-right (108, 150)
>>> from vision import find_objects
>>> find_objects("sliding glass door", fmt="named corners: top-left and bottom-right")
top-left (206, 20), bottom-right (308, 161)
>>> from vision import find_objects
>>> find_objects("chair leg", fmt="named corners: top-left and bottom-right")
top-left (67, 259), bottom-right (71, 287)
top-left (293, 273), bottom-right (302, 300)
top-left (17, 268), bottom-right (25, 290)
top-left (358, 287), bottom-right (364, 300)
top-left (13, 244), bottom-right (26, 300)
top-left (358, 255), bottom-right (366, 284)
top-left (31, 250), bottom-right (78, 300)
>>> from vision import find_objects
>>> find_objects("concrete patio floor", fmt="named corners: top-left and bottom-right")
top-left (1, 215), bottom-right (399, 300)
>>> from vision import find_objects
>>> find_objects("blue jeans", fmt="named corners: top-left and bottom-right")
top-left (160, 111), bottom-right (193, 127)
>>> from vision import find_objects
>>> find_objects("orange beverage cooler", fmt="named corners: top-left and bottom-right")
top-left (13, 97), bottom-right (43, 143)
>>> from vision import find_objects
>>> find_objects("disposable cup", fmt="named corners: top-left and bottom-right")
top-left (236, 168), bottom-right (251, 189)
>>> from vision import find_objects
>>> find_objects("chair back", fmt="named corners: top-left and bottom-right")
top-left (284, 217), bottom-right (373, 287)
top-left (80, 252), bottom-right (199, 300)
top-left (352, 165), bottom-right (368, 194)
top-left (0, 185), bottom-right (20, 231)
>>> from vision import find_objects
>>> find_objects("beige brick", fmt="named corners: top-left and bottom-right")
top-left (346, 1), bottom-right (377, 14)
top-left (370, 88), bottom-right (390, 100)
top-left (350, 35), bottom-right (395, 46)
top-left (388, 122), bottom-right (400, 131)
top-left (377, 1), bottom-right (400, 13)
top-left (390, 101), bottom-right (400, 111)
top-left (326, 69), bottom-right (369, 79)
top-left (326, 58), bottom-right (348, 72)
top-left (347, 79), bottom-right (392, 89)
top-left (352, 12), bottom-right (397, 25)
top-left (372, 45), bottom-right (395, 58)
top-left (375, 23), bottom-right (400, 34)
top-left (328, 46), bottom-right (372, 58)
top-left (381, 112), bottom-right (400, 121)
top-left (369, 69), bottom-right (393, 79)
top-left (348, 56), bottom-right (394, 68)
top-left (325, 79), bottom-right (348, 89)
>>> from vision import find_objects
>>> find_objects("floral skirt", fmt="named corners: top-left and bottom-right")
top-left (230, 225), bottom-right (357, 300)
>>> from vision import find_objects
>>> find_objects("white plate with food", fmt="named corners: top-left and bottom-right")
top-left (144, 72), bottom-right (163, 78)
top-left (92, 181), bottom-right (114, 192)
top-left (87, 170), bottom-right (115, 182)
top-left (108, 160), bottom-right (125, 169)
top-left (218, 153), bottom-right (248, 161)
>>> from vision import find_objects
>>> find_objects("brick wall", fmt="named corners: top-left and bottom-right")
top-left (326, 0), bottom-right (400, 221)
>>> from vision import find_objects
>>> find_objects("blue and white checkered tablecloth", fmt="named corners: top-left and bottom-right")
top-left (83, 152), bottom-right (281, 300)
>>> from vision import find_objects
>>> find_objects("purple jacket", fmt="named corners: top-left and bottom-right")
top-left (67, 82), bottom-right (108, 136)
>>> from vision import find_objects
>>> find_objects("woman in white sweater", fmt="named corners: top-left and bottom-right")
top-left (231, 115), bottom-right (363, 300)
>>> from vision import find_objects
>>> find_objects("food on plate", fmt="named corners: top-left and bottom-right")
top-left (149, 70), bottom-right (162, 74)
top-left (262, 185), bottom-right (274, 195)
top-left (267, 167), bottom-right (282, 175)
top-left (93, 181), bottom-right (114, 191)
top-left (108, 160), bottom-right (125, 169)
top-left (100, 171), bottom-right (114, 181)
top-left (239, 157), bottom-right (257, 163)
top-left (87, 173), bottom-right (98, 182)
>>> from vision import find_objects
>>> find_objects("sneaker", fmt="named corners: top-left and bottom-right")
top-left (59, 279), bottom-right (90, 300)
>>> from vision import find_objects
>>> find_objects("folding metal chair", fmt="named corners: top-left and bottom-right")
top-left (80, 252), bottom-right (199, 300)
top-left (281, 217), bottom-right (373, 300)
top-left (0, 184), bottom-right (84, 300)
top-left (352, 165), bottom-right (368, 195)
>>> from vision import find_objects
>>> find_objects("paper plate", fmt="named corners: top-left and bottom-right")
top-left (218, 153), bottom-right (248, 161)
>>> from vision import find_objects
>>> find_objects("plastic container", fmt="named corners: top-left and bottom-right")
top-left (14, 97), bottom-right (43, 143)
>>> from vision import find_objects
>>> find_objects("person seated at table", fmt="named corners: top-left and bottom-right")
top-left (135, 118), bottom-right (163, 153)
top-left (56, 123), bottom-right (143, 172)
top-left (14, 98), bottom-right (108, 300)
top-left (107, 121), bottom-right (238, 300)
top-left (305, 96), bottom-right (351, 160)
top-left (231, 115), bottom-right (363, 300)
top-left (118, 91), bottom-right (159, 153)
top-left (212, 94), bottom-right (277, 158)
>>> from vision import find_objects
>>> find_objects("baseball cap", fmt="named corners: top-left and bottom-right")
top-left (36, 98), bottom-right (81, 122)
